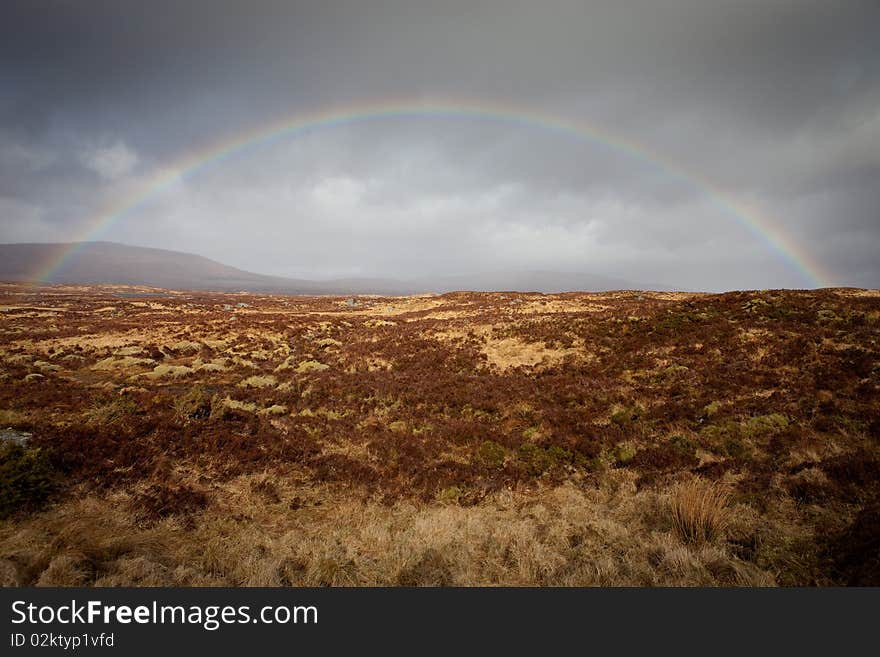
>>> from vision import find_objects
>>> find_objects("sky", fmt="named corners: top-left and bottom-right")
top-left (1, 0), bottom-right (879, 290)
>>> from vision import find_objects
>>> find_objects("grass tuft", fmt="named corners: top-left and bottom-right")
top-left (670, 478), bottom-right (731, 545)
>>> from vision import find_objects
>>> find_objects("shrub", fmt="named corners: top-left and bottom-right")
top-left (0, 442), bottom-right (55, 519)
top-left (670, 478), bottom-right (731, 544)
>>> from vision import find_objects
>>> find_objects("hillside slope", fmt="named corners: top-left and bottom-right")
top-left (0, 241), bottom-right (654, 293)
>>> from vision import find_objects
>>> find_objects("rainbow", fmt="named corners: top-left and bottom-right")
top-left (34, 98), bottom-right (833, 287)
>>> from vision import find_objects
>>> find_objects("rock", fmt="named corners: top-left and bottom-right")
top-left (0, 428), bottom-right (31, 446)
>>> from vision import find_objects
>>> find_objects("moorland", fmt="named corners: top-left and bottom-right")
top-left (1, 284), bottom-right (878, 586)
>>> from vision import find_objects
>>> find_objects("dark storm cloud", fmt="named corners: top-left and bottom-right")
top-left (1, 0), bottom-right (879, 289)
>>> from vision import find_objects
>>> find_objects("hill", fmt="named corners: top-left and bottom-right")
top-left (0, 242), bottom-right (412, 294)
top-left (0, 241), bottom-right (657, 294)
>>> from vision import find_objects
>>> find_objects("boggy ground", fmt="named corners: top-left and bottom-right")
top-left (0, 283), bottom-right (878, 586)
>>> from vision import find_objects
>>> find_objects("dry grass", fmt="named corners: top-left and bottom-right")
top-left (670, 478), bottom-right (732, 545)
top-left (481, 336), bottom-right (572, 370)
top-left (238, 375), bottom-right (277, 388)
top-left (0, 474), bottom-right (774, 587)
top-left (139, 364), bottom-right (193, 379)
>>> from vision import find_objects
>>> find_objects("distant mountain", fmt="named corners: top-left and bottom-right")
top-left (0, 241), bottom-right (663, 294)
top-left (0, 242), bottom-right (414, 294)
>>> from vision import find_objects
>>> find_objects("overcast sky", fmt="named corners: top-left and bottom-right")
top-left (1, 0), bottom-right (878, 290)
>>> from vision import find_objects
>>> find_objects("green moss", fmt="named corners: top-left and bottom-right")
top-left (173, 386), bottom-right (211, 423)
top-left (703, 401), bottom-right (723, 418)
top-left (460, 404), bottom-right (491, 420)
top-left (436, 486), bottom-right (462, 504)
top-left (701, 421), bottom-right (738, 442)
top-left (669, 434), bottom-right (697, 455)
top-left (611, 405), bottom-right (643, 426)
top-left (742, 413), bottom-right (789, 437)
top-left (474, 440), bottom-right (507, 469)
top-left (659, 364), bottom-right (689, 380)
top-left (0, 442), bottom-right (55, 519)
top-left (581, 454), bottom-right (608, 472)
top-left (699, 419), bottom-right (751, 459)
top-left (517, 443), bottom-right (555, 475)
top-left (742, 298), bottom-right (770, 313)
top-left (546, 445), bottom-right (573, 463)
top-left (721, 437), bottom-right (750, 459)
top-left (612, 442), bottom-right (637, 465)
top-left (653, 312), bottom-right (692, 332)
top-left (817, 309), bottom-right (841, 323)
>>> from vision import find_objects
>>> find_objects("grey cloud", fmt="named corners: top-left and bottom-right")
top-left (1, 0), bottom-right (878, 289)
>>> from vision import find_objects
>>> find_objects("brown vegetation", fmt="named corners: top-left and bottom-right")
top-left (0, 283), bottom-right (878, 585)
